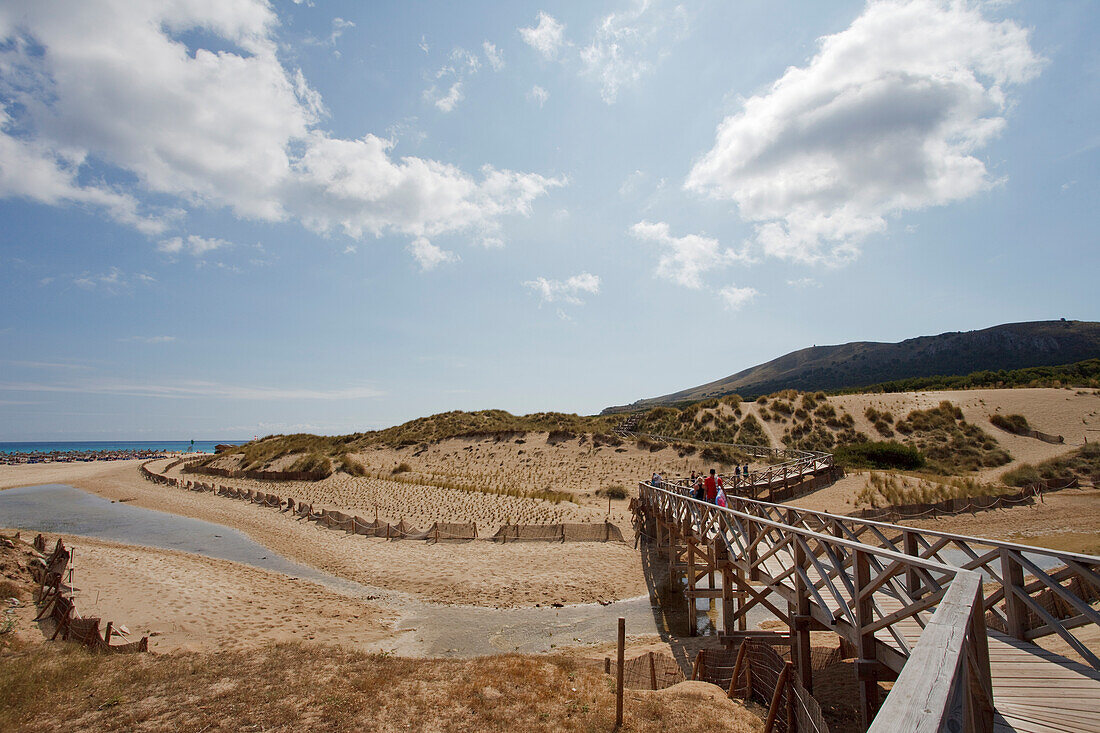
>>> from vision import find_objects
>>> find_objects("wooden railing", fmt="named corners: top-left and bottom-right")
top-left (638, 481), bottom-right (994, 732)
top-left (625, 431), bottom-right (833, 493)
top-left (695, 490), bottom-right (1100, 672)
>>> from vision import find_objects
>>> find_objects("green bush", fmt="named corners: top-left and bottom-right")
top-left (735, 414), bottom-right (771, 447)
top-left (834, 441), bottom-right (926, 470)
top-left (990, 413), bottom-right (1030, 435)
top-left (598, 485), bottom-right (629, 500)
top-left (289, 452), bottom-right (333, 477)
top-left (1001, 464), bottom-right (1041, 487)
top-left (339, 454), bottom-right (367, 476)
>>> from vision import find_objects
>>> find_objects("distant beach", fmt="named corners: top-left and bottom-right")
top-left (0, 440), bottom-right (243, 456)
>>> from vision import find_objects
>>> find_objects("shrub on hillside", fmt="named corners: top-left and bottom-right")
top-left (1001, 443), bottom-right (1100, 487)
top-left (990, 413), bottom-right (1030, 435)
top-left (289, 452), bottom-right (332, 477)
top-left (339, 454), bottom-right (367, 476)
top-left (597, 485), bottom-right (629, 500)
top-left (735, 414), bottom-right (771, 447)
top-left (835, 441), bottom-right (926, 470)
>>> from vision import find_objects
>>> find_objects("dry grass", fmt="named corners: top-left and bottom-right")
top-left (0, 640), bottom-right (761, 732)
top-left (1001, 443), bottom-right (1100, 487)
top-left (856, 472), bottom-right (1012, 508)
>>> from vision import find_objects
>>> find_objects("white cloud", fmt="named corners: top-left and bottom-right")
top-left (407, 237), bottom-right (459, 270)
top-left (523, 271), bottom-right (601, 305)
top-left (580, 1), bottom-right (687, 104)
top-left (157, 235), bottom-right (231, 257)
top-left (786, 277), bottom-right (821, 288)
top-left (528, 85), bottom-right (549, 107)
top-left (418, 35), bottom-right (429, 54)
top-left (119, 335), bottom-right (176, 344)
top-left (519, 11), bottom-right (565, 59)
top-left (329, 17), bottom-right (354, 44)
top-left (718, 285), bottom-right (758, 310)
top-left (72, 267), bottom-right (127, 293)
top-left (432, 82), bottom-right (464, 112)
top-left (424, 47), bottom-right (483, 112)
top-left (619, 169), bottom-right (646, 197)
top-left (630, 221), bottom-right (752, 289)
top-left (483, 41), bottom-right (504, 71)
top-left (305, 16), bottom-right (354, 46)
top-left (0, 110), bottom-right (166, 235)
top-left (0, 1), bottom-right (560, 254)
top-left (686, 0), bottom-right (1044, 265)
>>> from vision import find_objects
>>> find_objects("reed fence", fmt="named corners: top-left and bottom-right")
top-left (140, 460), bottom-right (626, 544)
top-left (28, 535), bottom-right (147, 654)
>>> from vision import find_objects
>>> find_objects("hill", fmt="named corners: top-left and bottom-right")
top-left (602, 320), bottom-right (1100, 413)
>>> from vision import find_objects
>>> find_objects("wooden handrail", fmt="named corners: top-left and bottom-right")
top-left (637, 481), bottom-right (994, 732)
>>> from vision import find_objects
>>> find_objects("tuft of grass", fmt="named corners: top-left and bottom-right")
top-left (856, 472), bottom-right (1009, 508)
top-left (338, 454), bottom-right (367, 476)
top-left (1001, 443), bottom-right (1100, 487)
top-left (990, 413), bottom-right (1030, 435)
top-left (734, 413), bottom-right (771, 447)
top-left (835, 441), bottom-right (925, 470)
top-left (597, 485), bottom-right (629, 500)
top-left (391, 462), bottom-right (412, 475)
top-left (288, 452), bottom-right (332, 477)
top-left (0, 580), bottom-right (22, 600)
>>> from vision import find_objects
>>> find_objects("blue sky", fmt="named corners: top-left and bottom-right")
top-left (0, 0), bottom-right (1097, 440)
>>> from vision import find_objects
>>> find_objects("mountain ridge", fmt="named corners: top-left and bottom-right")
top-left (602, 320), bottom-right (1100, 414)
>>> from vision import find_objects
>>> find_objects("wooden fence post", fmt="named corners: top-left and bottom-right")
top-left (903, 530), bottom-right (920, 598)
top-left (1000, 548), bottom-right (1027, 640)
top-left (763, 660), bottom-right (791, 733)
top-left (616, 617), bottom-right (625, 729)
top-left (648, 651), bottom-right (658, 690)
top-left (854, 549), bottom-right (879, 729)
top-left (729, 641), bottom-right (748, 699)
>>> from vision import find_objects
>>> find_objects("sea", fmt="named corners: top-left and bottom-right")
top-left (0, 440), bottom-right (244, 455)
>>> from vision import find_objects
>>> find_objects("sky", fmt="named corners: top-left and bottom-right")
top-left (0, 0), bottom-right (1097, 440)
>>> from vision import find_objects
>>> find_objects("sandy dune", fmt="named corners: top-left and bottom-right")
top-left (830, 387), bottom-right (1099, 478)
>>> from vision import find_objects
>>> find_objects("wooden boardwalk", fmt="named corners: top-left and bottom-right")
top-left (635, 473), bottom-right (1100, 732)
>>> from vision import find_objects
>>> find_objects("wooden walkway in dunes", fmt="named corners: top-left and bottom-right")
top-left (634, 470), bottom-right (1100, 732)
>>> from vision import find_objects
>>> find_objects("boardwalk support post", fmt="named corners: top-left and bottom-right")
top-left (616, 617), bottom-right (625, 729)
top-left (854, 549), bottom-right (879, 729)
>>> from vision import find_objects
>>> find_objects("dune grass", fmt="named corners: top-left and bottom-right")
top-left (856, 472), bottom-right (1011, 508)
top-left (0, 639), bottom-right (761, 733)
top-left (894, 401), bottom-right (1011, 474)
top-left (1001, 443), bottom-right (1100, 487)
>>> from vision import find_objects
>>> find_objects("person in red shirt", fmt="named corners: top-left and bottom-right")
top-left (704, 469), bottom-right (718, 503)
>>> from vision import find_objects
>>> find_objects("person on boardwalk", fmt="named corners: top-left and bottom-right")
top-left (651, 471), bottom-right (663, 489)
top-left (704, 469), bottom-right (720, 504)
top-left (692, 473), bottom-right (705, 501)
top-left (743, 463), bottom-right (750, 479)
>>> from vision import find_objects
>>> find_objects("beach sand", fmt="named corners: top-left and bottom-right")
top-left (38, 535), bottom-right (396, 653)
top-left (0, 459), bottom-right (647, 608)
